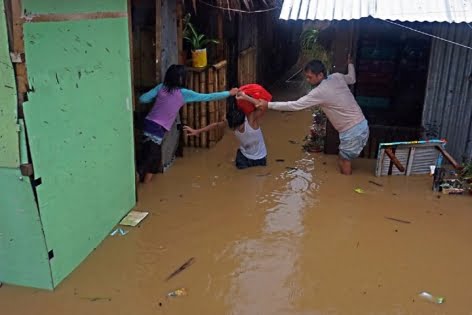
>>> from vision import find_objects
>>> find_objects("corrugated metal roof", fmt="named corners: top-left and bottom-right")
top-left (280, 0), bottom-right (472, 23)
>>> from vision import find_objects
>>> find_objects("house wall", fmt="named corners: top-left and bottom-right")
top-left (423, 23), bottom-right (472, 162)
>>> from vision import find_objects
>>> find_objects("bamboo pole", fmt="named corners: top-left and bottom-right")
top-left (187, 71), bottom-right (194, 147)
top-left (219, 66), bottom-right (227, 141)
top-left (213, 69), bottom-right (220, 141)
top-left (182, 72), bottom-right (191, 146)
top-left (207, 68), bottom-right (216, 147)
top-left (193, 71), bottom-right (200, 147)
top-left (199, 71), bottom-right (207, 148)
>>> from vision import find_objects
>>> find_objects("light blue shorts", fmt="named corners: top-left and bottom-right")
top-left (339, 120), bottom-right (369, 160)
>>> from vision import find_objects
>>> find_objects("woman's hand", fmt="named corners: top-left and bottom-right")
top-left (229, 88), bottom-right (239, 96)
top-left (183, 126), bottom-right (199, 136)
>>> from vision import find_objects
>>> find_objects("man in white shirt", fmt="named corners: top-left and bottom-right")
top-left (258, 56), bottom-right (369, 175)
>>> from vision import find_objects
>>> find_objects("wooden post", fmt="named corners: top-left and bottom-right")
top-left (207, 68), bottom-right (216, 147)
top-left (187, 71), bottom-right (194, 147)
top-left (219, 64), bottom-right (227, 141)
top-left (193, 71), bottom-right (200, 147)
top-left (176, 2), bottom-right (185, 64)
top-left (10, 0), bottom-right (29, 107)
top-left (214, 69), bottom-right (220, 140)
top-left (216, 12), bottom-right (224, 60)
top-left (155, 0), bottom-right (162, 82)
top-left (199, 70), bottom-right (207, 148)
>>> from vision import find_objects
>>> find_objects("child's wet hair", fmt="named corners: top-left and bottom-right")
top-left (163, 64), bottom-right (186, 92)
top-left (226, 96), bottom-right (245, 129)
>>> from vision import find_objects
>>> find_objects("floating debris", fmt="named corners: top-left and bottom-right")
top-left (354, 188), bottom-right (365, 194)
top-left (275, 159), bottom-right (285, 163)
top-left (368, 180), bottom-right (383, 187)
top-left (110, 228), bottom-right (128, 236)
top-left (120, 211), bottom-right (149, 227)
top-left (256, 172), bottom-right (271, 177)
top-left (385, 217), bottom-right (411, 224)
top-left (167, 288), bottom-right (188, 297)
top-left (288, 140), bottom-right (299, 144)
top-left (418, 291), bottom-right (445, 304)
top-left (165, 258), bottom-right (196, 282)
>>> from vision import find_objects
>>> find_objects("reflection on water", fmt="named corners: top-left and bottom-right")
top-left (227, 156), bottom-right (319, 314)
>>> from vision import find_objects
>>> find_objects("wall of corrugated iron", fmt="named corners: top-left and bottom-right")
top-left (422, 23), bottom-right (472, 162)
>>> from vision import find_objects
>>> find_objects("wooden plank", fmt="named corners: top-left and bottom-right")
top-left (176, 2), bottom-right (185, 64)
top-left (385, 148), bottom-right (406, 173)
top-left (435, 145), bottom-right (462, 170)
top-left (21, 11), bottom-right (127, 23)
top-left (216, 12), bottom-right (224, 60)
top-left (0, 0), bottom-right (20, 167)
top-left (11, 0), bottom-right (28, 98)
top-left (213, 60), bottom-right (227, 70)
top-left (155, 0), bottom-right (162, 82)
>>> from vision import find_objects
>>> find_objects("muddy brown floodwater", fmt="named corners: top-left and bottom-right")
top-left (2, 87), bottom-right (472, 315)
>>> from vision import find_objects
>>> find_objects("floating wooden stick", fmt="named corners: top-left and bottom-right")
top-left (165, 257), bottom-right (196, 281)
top-left (369, 180), bottom-right (383, 187)
top-left (385, 216), bottom-right (411, 224)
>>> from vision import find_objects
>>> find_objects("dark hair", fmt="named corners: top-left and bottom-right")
top-left (226, 97), bottom-right (245, 129)
top-left (163, 64), bottom-right (186, 92)
top-left (304, 60), bottom-right (327, 77)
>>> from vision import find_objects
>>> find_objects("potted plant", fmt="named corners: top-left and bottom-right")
top-left (183, 14), bottom-right (219, 68)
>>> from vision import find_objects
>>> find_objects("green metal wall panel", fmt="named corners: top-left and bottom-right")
top-left (22, 17), bottom-right (135, 287)
top-left (0, 0), bottom-right (19, 168)
top-left (0, 168), bottom-right (53, 290)
top-left (22, 0), bottom-right (126, 14)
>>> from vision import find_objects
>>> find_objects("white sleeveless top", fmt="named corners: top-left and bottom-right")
top-left (234, 119), bottom-right (267, 160)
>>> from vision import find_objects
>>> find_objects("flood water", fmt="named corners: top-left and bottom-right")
top-left (1, 88), bottom-right (472, 315)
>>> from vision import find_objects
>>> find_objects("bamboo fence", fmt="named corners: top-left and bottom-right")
top-left (181, 60), bottom-right (228, 148)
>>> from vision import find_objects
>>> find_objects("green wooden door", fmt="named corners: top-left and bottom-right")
top-left (21, 0), bottom-right (135, 286)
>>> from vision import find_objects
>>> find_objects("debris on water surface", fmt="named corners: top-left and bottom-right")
top-left (275, 159), bottom-right (285, 162)
top-left (418, 291), bottom-right (445, 304)
top-left (167, 288), bottom-right (188, 297)
top-left (256, 172), bottom-right (271, 177)
top-left (165, 258), bottom-right (196, 281)
top-left (385, 217), bottom-right (411, 224)
top-left (368, 180), bottom-right (383, 187)
top-left (286, 166), bottom-right (298, 172)
top-left (288, 140), bottom-right (299, 144)
top-left (110, 228), bottom-right (128, 236)
top-left (354, 188), bottom-right (365, 194)
top-left (120, 210), bottom-right (149, 227)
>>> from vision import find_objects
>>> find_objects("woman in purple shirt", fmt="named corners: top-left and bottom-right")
top-left (137, 64), bottom-right (238, 183)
